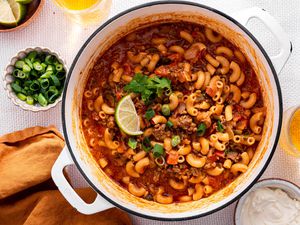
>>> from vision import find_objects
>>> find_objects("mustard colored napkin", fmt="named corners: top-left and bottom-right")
top-left (0, 126), bottom-right (132, 225)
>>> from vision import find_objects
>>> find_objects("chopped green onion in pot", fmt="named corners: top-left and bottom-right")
top-left (153, 144), bottom-right (164, 158)
top-left (171, 135), bottom-right (181, 147)
top-left (128, 138), bottom-right (137, 149)
top-left (161, 104), bottom-right (170, 116)
top-left (166, 120), bottom-right (173, 128)
top-left (40, 71), bottom-right (53, 79)
top-left (197, 123), bottom-right (206, 136)
top-left (13, 69), bottom-right (26, 79)
top-left (145, 109), bottom-right (155, 120)
top-left (142, 137), bottom-right (152, 152)
top-left (217, 120), bottom-right (224, 132)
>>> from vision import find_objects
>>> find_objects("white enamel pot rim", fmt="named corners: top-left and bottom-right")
top-left (52, 1), bottom-right (292, 221)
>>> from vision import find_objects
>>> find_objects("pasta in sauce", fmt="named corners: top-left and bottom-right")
top-left (81, 22), bottom-right (265, 204)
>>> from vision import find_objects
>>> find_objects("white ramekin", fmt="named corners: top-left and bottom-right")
top-left (234, 178), bottom-right (300, 225)
top-left (2, 47), bottom-right (67, 112)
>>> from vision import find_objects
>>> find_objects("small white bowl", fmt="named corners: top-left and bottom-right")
top-left (234, 178), bottom-right (300, 225)
top-left (2, 47), bottom-right (67, 112)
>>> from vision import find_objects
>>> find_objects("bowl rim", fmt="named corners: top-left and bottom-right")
top-left (0, 0), bottom-right (45, 33)
top-left (2, 46), bottom-right (67, 112)
top-left (233, 178), bottom-right (300, 225)
top-left (61, 0), bottom-right (283, 221)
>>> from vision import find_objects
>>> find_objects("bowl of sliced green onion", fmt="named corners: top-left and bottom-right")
top-left (3, 47), bottom-right (67, 111)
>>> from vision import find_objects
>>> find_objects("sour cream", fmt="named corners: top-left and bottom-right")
top-left (240, 187), bottom-right (300, 225)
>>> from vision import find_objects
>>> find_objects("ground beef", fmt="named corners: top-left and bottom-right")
top-left (177, 115), bottom-right (197, 133)
top-left (152, 124), bottom-right (170, 141)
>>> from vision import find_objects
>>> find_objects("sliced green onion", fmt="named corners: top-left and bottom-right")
top-left (22, 64), bottom-right (31, 73)
top-left (17, 93), bottom-right (27, 101)
top-left (40, 79), bottom-right (49, 89)
top-left (13, 69), bottom-right (26, 79)
top-left (46, 65), bottom-right (54, 71)
top-left (55, 64), bottom-right (63, 72)
top-left (30, 70), bottom-right (38, 77)
top-left (15, 60), bottom-right (25, 69)
top-left (33, 62), bottom-right (43, 71)
top-left (142, 137), bottom-right (152, 152)
top-left (128, 138), bottom-right (137, 149)
top-left (161, 104), bottom-right (170, 116)
top-left (40, 71), bottom-right (53, 79)
top-left (153, 144), bottom-right (164, 158)
top-left (171, 135), bottom-right (181, 147)
top-left (45, 55), bottom-right (55, 64)
top-left (26, 96), bottom-right (34, 105)
top-left (50, 75), bottom-right (60, 87)
top-left (29, 80), bottom-right (40, 91)
top-left (24, 58), bottom-right (33, 69)
top-left (41, 63), bottom-right (47, 70)
top-left (166, 120), bottom-right (173, 128)
top-left (33, 93), bottom-right (39, 101)
top-left (145, 108), bottom-right (155, 120)
top-left (217, 120), bottom-right (224, 132)
top-left (27, 51), bottom-right (37, 61)
top-left (11, 82), bottom-right (22, 93)
top-left (197, 123), bottom-right (206, 136)
top-left (37, 93), bottom-right (47, 106)
top-left (56, 71), bottom-right (66, 80)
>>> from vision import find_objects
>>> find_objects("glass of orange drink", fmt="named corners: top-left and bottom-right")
top-left (279, 105), bottom-right (300, 157)
top-left (52, 0), bottom-right (112, 25)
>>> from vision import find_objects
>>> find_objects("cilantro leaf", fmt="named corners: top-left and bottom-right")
top-left (145, 109), bottom-right (155, 120)
top-left (124, 73), bottom-right (171, 103)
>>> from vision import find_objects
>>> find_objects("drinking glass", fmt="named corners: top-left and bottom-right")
top-left (279, 105), bottom-right (300, 157)
top-left (52, 0), bottom-right (112, 25)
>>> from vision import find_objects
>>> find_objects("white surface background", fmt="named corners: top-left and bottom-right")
top-left (1, 0), bottom-right (300, 224)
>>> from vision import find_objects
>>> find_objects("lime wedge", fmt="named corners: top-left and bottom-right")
top-left (115, 95), bottom-right (143, 136)
top-left (7, 0), bottom-right (26, 23)
top-left (0, 0), bottom-right (17, 27)
top-left (16, 0), bottom-right (33, 4)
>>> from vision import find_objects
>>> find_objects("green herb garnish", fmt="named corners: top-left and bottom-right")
top-left (166, 121), bottom-right (174, 128)
top-left (142, 137), bottom-right (152, 152)
top-left (217, 120), bottom-right (224, 132)
top-left (171, 135), bottom-right (181, 147)
top-left (124, 73), bottom-right (171, 103)
top-left (197, 123), bottom-right (206, 136)
top-left (128, 138), bottom-right (137, 149)
top-left (145, 108), bottom-right (155, 120)
top-left (153, 144), bottom-right (164, 158)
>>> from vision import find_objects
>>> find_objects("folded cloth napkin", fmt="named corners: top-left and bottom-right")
top-left (0, 126), bottom-right (132, 225)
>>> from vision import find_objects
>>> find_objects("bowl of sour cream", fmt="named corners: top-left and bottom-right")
top-left (235, 178), bottom-right (300, 225)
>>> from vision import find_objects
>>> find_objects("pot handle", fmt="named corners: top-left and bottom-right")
top-left (51, 147), bottom-right (114, 215)
top-left (231, 7), bottom-right (292, 74)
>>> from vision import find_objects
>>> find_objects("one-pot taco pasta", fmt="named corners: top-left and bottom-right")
top-left (81, 22), bottom-right (265, 204)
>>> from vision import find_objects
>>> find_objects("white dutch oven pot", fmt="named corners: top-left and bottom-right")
top-left (51, 1), bottom-right (291, 221)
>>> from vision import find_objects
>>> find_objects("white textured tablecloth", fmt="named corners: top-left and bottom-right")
top-left (1, 0), bottom-right (300, 224)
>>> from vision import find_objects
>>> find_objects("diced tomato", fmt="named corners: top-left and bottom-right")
top-left (208, 155), bottom-right (218, 162)
top-left (98, 126), bottom-right (106, 135)
top-left (123, 63), bottom-right (132, 75)
top-left (215, 150), bottom-right (225, 158)
top-left (166, 152), bottom-right (179, 165)
top-left (207, 175), bottom-right (223, 189)
top-left (205, 87), bottom-right (215, 97)
top-left (115, 90), bottom-right (123, 101)
top-left (168, 53), bottom-right (182, 62)
top-left (155, 66), bottom-right (170, 76)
